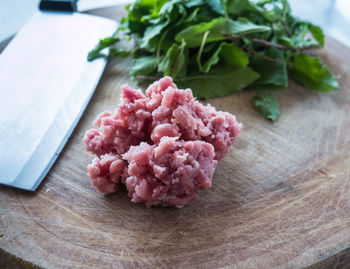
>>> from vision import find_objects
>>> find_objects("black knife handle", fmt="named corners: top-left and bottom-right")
top-left (39, 0), bottom-right (78, 12)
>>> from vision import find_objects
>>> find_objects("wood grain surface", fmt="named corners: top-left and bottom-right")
top-left (1, 6), bottom-right (350, 269)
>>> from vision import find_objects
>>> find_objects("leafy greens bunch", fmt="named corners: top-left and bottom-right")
top-left (88, 0), bottom-right (338, 121)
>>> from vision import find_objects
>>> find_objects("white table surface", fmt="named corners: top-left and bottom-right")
top-left (1, 0), bottom-right (350, 47)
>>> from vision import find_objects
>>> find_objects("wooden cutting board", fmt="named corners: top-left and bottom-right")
top-left (1, 6), bottom-right (350, 269)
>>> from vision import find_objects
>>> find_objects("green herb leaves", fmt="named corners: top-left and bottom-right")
top-left (250, 48), bottom-right (288, 90)
top-left (220, 42), bottom-right (249, 67)
top-left (253, 93), bottom-right (280, 122)
top-left (159, 41), bottom-right (188, 77)
top-left (87, 34), bottom-right (119, 61)
top-left (130, 56), bottom-right (157, 77)
top-left (308, 23), bottom-right (325, 47)
top-left (175, 17), bottom-right (270, 47)
top-left (290, 53), bottom-right (338, 92)
top-left (176, 67), bottom-right (260, 99)
top-left (88, 0), bottom-right (338, 121)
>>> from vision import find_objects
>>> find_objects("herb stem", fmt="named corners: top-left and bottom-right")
top-left (282, 21), bottom-right (292, 37)
top-left (246, 47), bottom-right (288, 65)
top-left (197, 31), bottom-right (210, 71)
top-left (222, 33), bottom-right (319, 51)
top-left (156, 31), bottom-right (168, 66)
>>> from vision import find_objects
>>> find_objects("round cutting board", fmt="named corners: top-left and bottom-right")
top-left (1, 5), bottom-right (350, 269)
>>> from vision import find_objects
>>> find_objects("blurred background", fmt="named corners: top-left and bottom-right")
top-left (1, 0), bottom-right (350, 46)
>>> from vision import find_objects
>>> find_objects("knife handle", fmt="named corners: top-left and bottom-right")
top-left (39, 0), bottom-right (78, 12)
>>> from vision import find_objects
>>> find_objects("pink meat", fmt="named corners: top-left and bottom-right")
top-left (122, 138), bottom-right (217, 208)
top-left (84, 77), bottom-right (242, 208)
top-left (87, 153), bottom-right (125, 194)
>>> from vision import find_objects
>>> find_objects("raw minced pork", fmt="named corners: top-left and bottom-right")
top-left (84, 77), bottom-right (241, 208)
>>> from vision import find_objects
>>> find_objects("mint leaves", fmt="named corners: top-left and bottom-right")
top-left (250, 48), bottom-right (288, 90)
top-left (253, 93), bottom-right (280, 122)
top-left (176, 67), bottom-right (260, 99)
top-left (290, 53), bottom-right (338, 92)
top-left (87, 34), bottom-right (119, 61)
top-left (88, 0), bottom-right (338, 121)
top-left (130, 56), bottom-right (157, 77)
top-left (175, 17), bottom-right (270, 47)
top-left (159, 41), bottom-right (188, 77)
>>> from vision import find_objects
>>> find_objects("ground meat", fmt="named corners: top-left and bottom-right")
top-left (87, 153), bottom-right (125, 194)
top-left (122, 138), bottom-right (216, 208)
top-left (84, 77), bottom-right (242, 208)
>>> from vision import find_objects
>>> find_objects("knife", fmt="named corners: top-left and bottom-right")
top-left (0, 0), bottom-right (116, 191)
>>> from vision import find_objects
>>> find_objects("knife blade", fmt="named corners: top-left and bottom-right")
top-left (0, 1), bottom-right (116, 191)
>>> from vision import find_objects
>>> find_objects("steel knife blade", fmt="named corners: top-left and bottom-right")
top-left (0, 2), bottom-right (116, 190)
